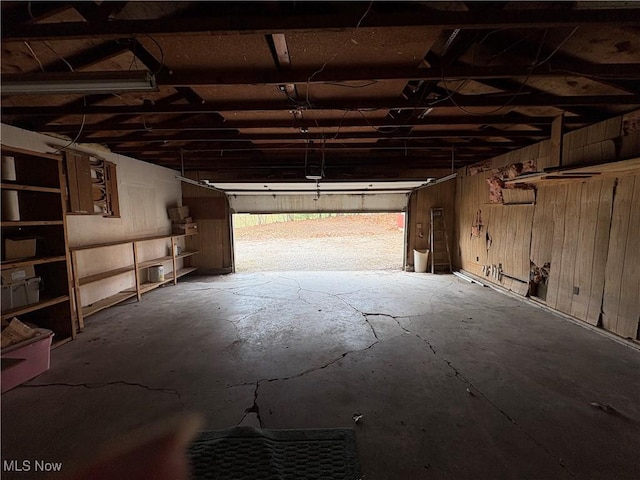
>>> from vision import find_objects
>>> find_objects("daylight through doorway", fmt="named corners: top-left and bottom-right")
top-left (233, 213), bottom-right (405, 272)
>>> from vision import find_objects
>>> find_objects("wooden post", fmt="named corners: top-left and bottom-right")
top-left (132, 241), bottom-right (142, 301)
top-left (550, 114), bottom-right (564, 168)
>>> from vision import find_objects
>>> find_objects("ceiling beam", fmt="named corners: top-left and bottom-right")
top-left (128, 150), bottom-right (498, 164)
top-left (4, 94), bottom-right (637, 117)
top-left (82, 129), bottom-right (546, 145)
top-left (4, 8), bottom-right (640, 40)
top-left (40, 114), bottom-right (582, 133)
top-left (143, 62), bottom-right (640, 87)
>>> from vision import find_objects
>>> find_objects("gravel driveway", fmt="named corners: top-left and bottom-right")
top-left (233, 214), bottom-right (405, 271)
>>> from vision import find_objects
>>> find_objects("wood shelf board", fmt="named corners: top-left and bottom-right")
top-left (1, 255), bottom-right (67, 270)
top-left (176, 250), bottom-right (198, 259)
top-left (175, 267), bottom-right (197, 278)
top-left (1, 220), bottom-right (64, 227)
top-left (133, 235), bottom-right (175, 244)
top-left (70, 233), bottom-right (195, 252)
top-left (137, 256), bottom-right (173, 269)
top-left (0, 183), bottom-right (61, 193)
top-left (1, 295), bottom-right (70, 321)
top-left (173, 232), bottom-right (199, 238)
top-left (78, 265), bottom-right (135, 285)
top-left (82, 291), bottom-right (137, 317)
top-left (507, 157), bottom-right (640, 186)
top-left (139, 275), bottom-right (175, 293)
top-left (1, 144), bottom-right (62, 161)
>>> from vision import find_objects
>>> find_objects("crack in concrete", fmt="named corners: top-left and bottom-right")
top-left (383, 315), bottom-right (577, 478)
top-left (238, 382), bottom-right (264, 428)
top-left (297, 301), bottom-right (577, 478)
top-left (229, 340), bottom-right (380, 391)
top-left (363, 315), bottom-right (380, 340)
top-left (213, 274), bottom-right (574, 475)
top-left (232, 341), bottom-right (379, 429)
top-left (18, 381), bottom-right (183, 401)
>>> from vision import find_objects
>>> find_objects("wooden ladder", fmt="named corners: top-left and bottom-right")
top-left (430, 208), bottom-right (452, 273)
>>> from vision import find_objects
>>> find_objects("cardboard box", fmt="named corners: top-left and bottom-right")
top-left (172, 223), bottom-right (198, 235)
top-left (1, 328), bottom-right (53, 393)
top-left (168, 206), bottom-right (190, 221)
top-left (5, 237), bottom-right (37, 260)
top-left (172, 216), bottom-right (193, 224)
top-left (1, 265), bottom-right (36, 285)
top-left (1, 277), bottom-right (41, 312)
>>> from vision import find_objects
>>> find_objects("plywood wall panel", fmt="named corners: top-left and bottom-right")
top-left (545, 179), bottom-right (614, 323)
top-left (502, 188), bottom-right (535, 204)
top-left (617, 176), bottom-right (640, 339)
top-left (562, 117), bottom-right (621, 167)
top-left (556, 182), bottom-right (582, 314)
top-left (484, 204), bottom-right (533, 284)
top-left (454, 113), bottom-right (639, 341)
top-left (586, 181), bottom-right (616, 325)
top-left (530, 186), bottom-right (554, 268)
top-left (455, 170), bottom-right (490, 276)
top-left (571, 181), bottom-right (602, 323)
top-left (603, 175), bottom-right (640, 339)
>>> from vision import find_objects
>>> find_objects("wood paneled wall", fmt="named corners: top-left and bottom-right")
top-left (181, 172), bottom-right (234, 273)
top-left (603, 174), bottom-right (640, 339)
top-left (406, 179), bottom-right (455, 269)
top-left (455, 169), bottom-right (534, 295)
top-left (453, 112), bottom-right (640, 341)
top-left (542, 179), bottom-right (614, 325)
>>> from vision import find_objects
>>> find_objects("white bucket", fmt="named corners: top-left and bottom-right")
top-left (148, 265), bottom-right (165, 283)
top-left (413, 249), bottom-right (429, 273)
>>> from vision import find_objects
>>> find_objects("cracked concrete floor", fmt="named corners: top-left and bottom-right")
top-left (2, 271), bottom-right (640, 479)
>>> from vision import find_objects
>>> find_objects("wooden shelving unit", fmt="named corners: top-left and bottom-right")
top-left (1, 145), bottom-right (77, 345)
top-left (70, 233), bottom-right (198, 328)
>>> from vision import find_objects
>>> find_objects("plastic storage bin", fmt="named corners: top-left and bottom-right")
top-left (1, 277), bottom-right (41, 312)
top-left (1, 329), bottom-right (53, 393)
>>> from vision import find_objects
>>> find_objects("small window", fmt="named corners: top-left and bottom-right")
top-left (65, 150), bottom-right (120, 217)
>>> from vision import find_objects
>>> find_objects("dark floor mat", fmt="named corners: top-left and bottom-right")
top-left (188, 426), bottom-right (361, 480)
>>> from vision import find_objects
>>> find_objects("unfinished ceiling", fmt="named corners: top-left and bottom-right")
top-left (1, 1), bottom-right (640, 181)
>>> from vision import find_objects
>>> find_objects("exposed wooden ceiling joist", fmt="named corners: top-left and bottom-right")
top-left (4, 8), bottom-right (640, 40)
top-left (4, 94), bottom-right (636, 117)
top-left (81, 129), bottom-right (547, 145)
top-left (2, 1), bottom-right (639, 177)
top-left (35, 114), bottom-right (589, 133)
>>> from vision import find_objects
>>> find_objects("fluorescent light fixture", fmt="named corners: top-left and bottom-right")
top-left (1, 71), bottom-right (158, 95)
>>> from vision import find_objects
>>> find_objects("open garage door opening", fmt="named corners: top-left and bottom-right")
top-left (233, 212), bottom-right (406, 272)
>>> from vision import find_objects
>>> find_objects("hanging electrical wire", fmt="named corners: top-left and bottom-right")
top-left (143, 33), bottom-right (165, 75)
top-left (42, 41), bottom-right (74, 71)
top-left (437, 28), bottom-right (554, 116)
top-left (23, 41), bottom-right (45, 72)
top-left (303, 0), bottom-right (375, 144)
top-left (54, 98), bottom-right (87, 153)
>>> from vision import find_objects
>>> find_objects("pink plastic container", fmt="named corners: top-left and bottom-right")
top-left (1, 329), bottom-right (53, 393)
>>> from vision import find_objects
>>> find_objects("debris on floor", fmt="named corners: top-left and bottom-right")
top-left (590, 401), bottom-right (622, 416)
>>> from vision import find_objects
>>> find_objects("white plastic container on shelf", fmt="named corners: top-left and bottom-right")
top-left (1, 277), bottom-right (41, 312)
